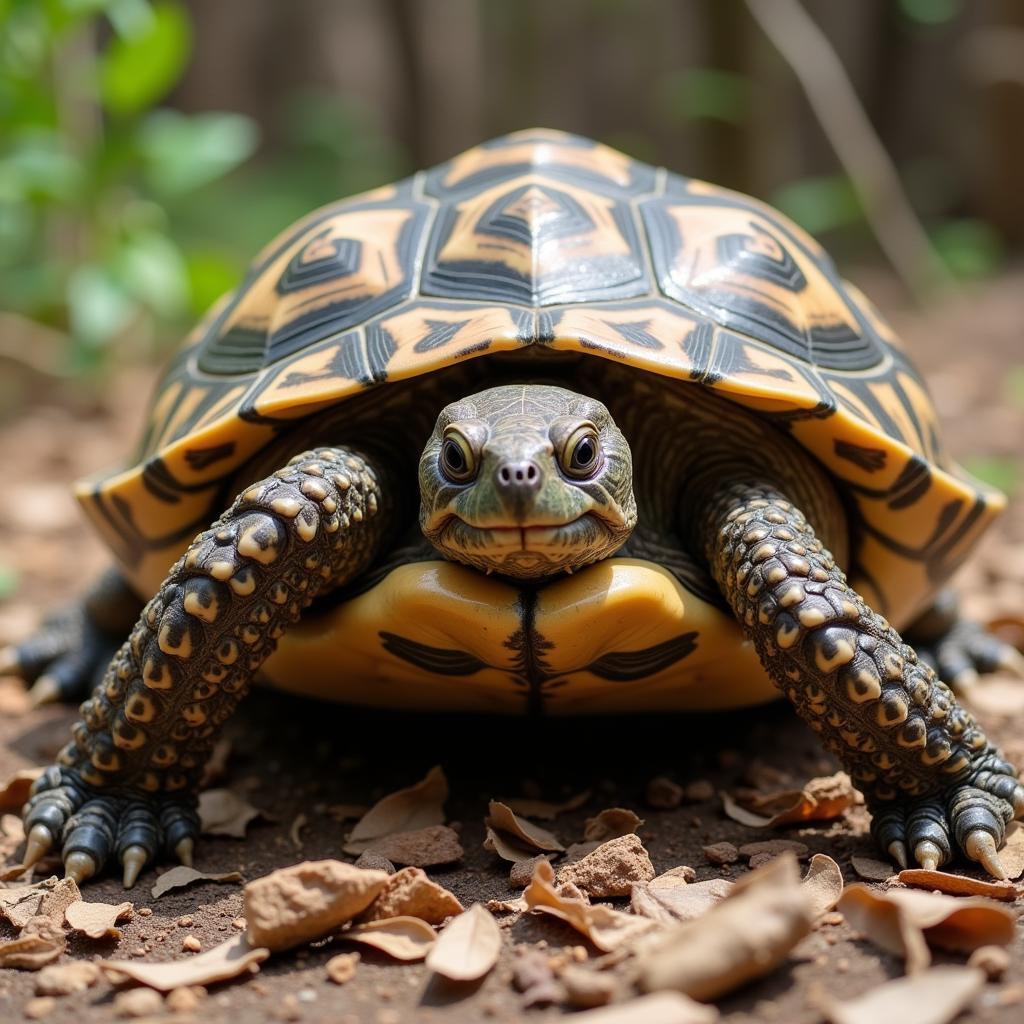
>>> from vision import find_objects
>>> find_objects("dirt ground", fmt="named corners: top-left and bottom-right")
top-left (0, 271), bottom-right (1023, 1023)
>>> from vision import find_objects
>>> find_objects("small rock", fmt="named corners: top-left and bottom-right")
top-left (113, 988), bottom-right (164, 1018)
top-left (231, 918), bottom-right (246, 930)
top-left (645, 776), bottom-right (684, 810)
top-left (358, 866), bottom-right (462, 925)
top-left (354, 851), bottom-right (396, 875)
top-left (181, 934), bottom-right (202, 952)
top-left (703, 842), bottom-right (739, 865)
top-left (244, 860), bottom-right (389, 952)
top-left (738, 839), bottom-right (810, 861)
top-left (35, 961), bottom-right (100, 996)
top-left (969, 945), bottom-right (1010, 981)
top-left (326, 952), bottom-right (361, 984)
top-left (24, 997), bottom-right (56, 1020)
top-left (166, 987), bottom-right (205, 1013)
top-left (513, 948), bottom-right (563, 1007)
top-left (137, 907), bottom-right (153, 917)
top-left (363, 825), bottom-right (464, 867)
top-left (510, 855), bottom-right (552, 890)
top-left (684, 780), bottom-right (715, 802)
top-left (276, 993), bottom-right (302, 1021)
top-left (177, 915), bottom-right (193, 928)
top-left (559, 965), bottom-right (617, 1008)
top-left (748, 852), bottom-right (777, 869)
top-left (558, 834), bottom-right (655, 897)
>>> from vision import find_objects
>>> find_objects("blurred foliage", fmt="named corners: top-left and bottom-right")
top-left (0, 0), bottom-right (402, 373)
top-left (964, 456), bottom-right (1020, 498)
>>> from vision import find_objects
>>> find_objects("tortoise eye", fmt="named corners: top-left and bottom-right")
top-left (561, 426), bottom-right (602, 478)
top-left (440, 432), bottom-right (477, 482)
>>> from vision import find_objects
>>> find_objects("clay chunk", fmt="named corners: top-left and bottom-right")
top-left (359, 867), bottom-right (463, 925)
top-left (244, 860), bottom-right (389, 952)
top-left (558, 834), bottom-right (655, 898)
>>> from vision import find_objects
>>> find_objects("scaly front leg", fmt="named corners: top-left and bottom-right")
top-left (702, 483), bottom-right (1024, 877)
top-left (23, 447), bottom-right (388, 886)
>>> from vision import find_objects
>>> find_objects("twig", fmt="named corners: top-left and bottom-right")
top-left (745, 0), bottom-right (956, 303)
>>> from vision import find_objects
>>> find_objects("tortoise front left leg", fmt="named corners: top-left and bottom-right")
top-left (23, 446), bottom-right (388, 886)
top-left (701, 482), bottom-right (1024, 877)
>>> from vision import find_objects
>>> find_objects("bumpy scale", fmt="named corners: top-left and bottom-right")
top-left (23, 447), bottom-right (386, 885)
top-left (703, 483), bottom-right (1024, 876)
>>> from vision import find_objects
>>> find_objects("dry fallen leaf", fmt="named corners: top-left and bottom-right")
top-left (362, 825), bottom-right (464, 867)
top-left (822, 965), bottom-right (985, 1024)
top-left (801, 854), bottom-right (844, 920)
top-left (999, 821), bottom-right (1024, 880)
top-left (568, 991), bottom-right (719, 1023)
top-left (645, 872), bottom-right (734, 923)
top-left (358, 866), bottom-right (463, 925)
top-left (343, 766), bottom-right (448, 855)
top-left (65, 899), bottom-right (134, 939)
top-left (425, 903), bottom-right (502, 982)
top-left (630, 885), bottom-right (679, 926)
top-left (582, 808), bottom-right (643, 843)
top-left (101, 934), bottom-right (269, 991)
top-left (851, 855), bottom-right (896, 881)
top-left (342, 916), bottom-right (438, 961)
top-left (838, 883), bottom-right (1015, 973)
top-left (501, 790), bottom-right (590, 821)
top-left (0, 934), bottom-right (63, 970)
top-left (524, 860), bottom-right (660, 952)
top-left (0, 767), bottom-right (43, 813)
top-left (897, 869), bottom-right (1018, 901)
top-left (483, 800), bottom-right (565, 861)
top-left (152, 866), bottom-right (244, 899)
top-left (244, 860), bottom-right (389, 952)
top-left (0, 877), bottom-right (79, 930)
top-left (638, 853), bottom-right (814, 1000)
top-left (722, 772), bottom-right (856, 828)
top-left (198, 789), bottom-right (263, 838)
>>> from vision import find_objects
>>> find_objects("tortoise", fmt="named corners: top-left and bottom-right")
top-left (5, 129), bottom-right (1023, 888)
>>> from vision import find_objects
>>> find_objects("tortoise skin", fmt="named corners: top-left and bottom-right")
top-left (74, 129), bottom-right (1004, 714)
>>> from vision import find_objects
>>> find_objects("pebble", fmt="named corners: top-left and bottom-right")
top-left (24, 998), bottom-right (56, 1020)
top-left (645, 776), bottom-right (684, 809)
top-left (166, 987), bottom-right (204, 1013)
top-left (113, 988), bottom-right (164, 1018)
top-left (177, 915), bottom-right (193, 928)
top-left (685, 780), bottom-right (715, 802)
top-left (182, 934), bottom-right (202, 952)
top-left (703, 842), bottom-right (739, 865)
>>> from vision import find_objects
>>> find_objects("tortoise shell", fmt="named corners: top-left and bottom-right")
top-left (78, 129), bottom-right (1003, 711)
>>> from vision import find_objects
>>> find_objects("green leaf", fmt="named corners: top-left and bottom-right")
top-left (99, 1), bottom-right (191, 115)
top-left (930, 219), bottom-right (1004, 280)
top-left (113, 231), bottom-right (189, 318)
top-left (138, 110), bottom-right (259, 194)
top-left (660, 68), bottom-right (748, 125)
top-left (963, 456), bottom-right (1019, 497)
top-left (185, 248), bottom-right (241, 315)
top-left (1003, 366), bottom-right (1024, 411)
top-left (899, 0), bottom-right (960, 25)
top-left (67, 264), bottom-right (136, 346)
top-left (0, 563), bottom-right (18, 601)
top-left (772, 176), bottom-right (864, 235)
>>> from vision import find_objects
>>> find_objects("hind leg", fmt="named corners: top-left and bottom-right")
top-left (0, 570), bottom-right (141, 706)
top-left (906, 589), bottom-right (1024, 692)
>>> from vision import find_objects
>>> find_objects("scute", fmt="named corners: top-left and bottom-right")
top-left (79, 128), bottom-right (1004, 634)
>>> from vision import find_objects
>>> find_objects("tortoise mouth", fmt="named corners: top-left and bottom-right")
top-left (430, 512), bottom-right (630, 579)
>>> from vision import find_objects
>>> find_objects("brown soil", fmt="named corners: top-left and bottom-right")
top-left (1, 272), bottom-right (1023, 1023)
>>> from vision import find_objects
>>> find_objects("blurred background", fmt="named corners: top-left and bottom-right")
top-left (0, 0), bottom-right (1022, 540)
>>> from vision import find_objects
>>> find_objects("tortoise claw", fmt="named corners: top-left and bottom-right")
top-left (964, 830), bottom-right (1007, 880)
top-left (28, 675), bottom-right (61, 708)
top-left (0, 646), bottom-right (19, 677)
top-left (64, 850), bottom-right (97, 886)
top-left (998, 645), bottom-right (1024, 678)
top-left (887, 840), bottom-right (908, 870)
top-left (913, 839), bottom-right (943, 872)
top-left (23, 824), bottom-right (53, 869)
top-left (121, 845), bottom-right (148, 889)
top-left (174, 837), bottom-right (194, 868)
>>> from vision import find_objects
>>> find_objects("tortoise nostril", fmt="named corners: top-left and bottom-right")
top-left (495, 460), bottom-right (542, 496)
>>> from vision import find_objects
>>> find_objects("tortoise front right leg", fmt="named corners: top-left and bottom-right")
top-left (23, 446), bottom-right (387, 887)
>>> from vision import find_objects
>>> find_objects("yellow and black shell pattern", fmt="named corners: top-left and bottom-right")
top-left (77, 129), bottom-right (1004, 714)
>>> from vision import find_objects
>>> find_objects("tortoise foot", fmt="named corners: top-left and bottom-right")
top-left (914, 618), bottom-right (1024, 694)
top-left (871, 752), bottom-right (1024, 878)
top-left (22, 766), bottom-right (199, 887)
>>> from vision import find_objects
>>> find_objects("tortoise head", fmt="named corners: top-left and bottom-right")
top-left (419, 384), bottom-right (637, 579)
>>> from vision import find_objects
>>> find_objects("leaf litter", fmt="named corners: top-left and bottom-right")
top-left (197, 788), bottom-right (265, 838)
top-left (722, 771), bottom-right (858, 828)
top-left (425, 903), bottom-right (502, 982)
top-left (151, 865), bottom-right (244, 898)
top-left (343, 765), bottom-right (448, 854)
top-left (483, 799), bottom-right (565, 861)
top-left (64, 899), bottom-right (134, 939)
top-left (341, 916), bottom-right (438, 961)
top-left (101, 934), bottom-right (270, 991)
